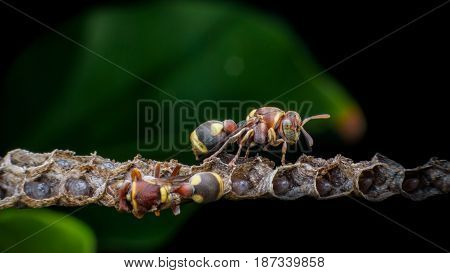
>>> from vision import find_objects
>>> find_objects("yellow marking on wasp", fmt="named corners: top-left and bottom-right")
top-left (246, 109), bottom-right (257, 120)
top-left (210, 123), bottom-right (224, 136)
top-left (190, 131), bottom-right (208, 154)
top-left (268, 127), bottom-right (277, 144)
top-left (190, 174), bottom-right (202, 186)
top-left (273, 112), bottom-right (284, 127)
top-left (160, 186), bottom-right (169, 203)
top-left (131, 180), bottom-right (138, 213)
top-left (211, 172), bottom-right (224, 199)
top-left (192, 194), bottom-right (204, 203)
top-left (240, 129), bottom-right (254, 144)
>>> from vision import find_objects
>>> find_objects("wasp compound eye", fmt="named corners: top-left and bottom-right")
top-left (189, 172), bottom-right (224, 203)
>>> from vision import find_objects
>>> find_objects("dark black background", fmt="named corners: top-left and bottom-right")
top-left (0, 0), bottom-right (448, 252)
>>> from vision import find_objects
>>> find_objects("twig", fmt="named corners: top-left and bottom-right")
top-left (0, 149), bottom-right (448, 218)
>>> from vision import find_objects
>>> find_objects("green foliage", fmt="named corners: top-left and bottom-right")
top-left (0, 209), bottom-right (95, 252)
top-left (74, 204), bottom-right (197, 252)
top-left (0, 1), bottom-right (365, 252)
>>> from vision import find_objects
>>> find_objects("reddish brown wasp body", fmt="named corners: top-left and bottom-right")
top-left (191, 107), bottom-right (330, 165)
top-left (118, 164), bottom-right (224, 218)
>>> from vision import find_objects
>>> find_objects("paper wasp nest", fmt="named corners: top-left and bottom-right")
top-left (0, 149), bottom-right (449, 216)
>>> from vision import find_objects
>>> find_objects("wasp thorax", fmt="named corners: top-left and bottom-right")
top-left (133, 182), bottom-right (161, 210)
top-left (65, 177), bottom-right (91, 196)
top-left (189, 172), bottom-right (224, 203)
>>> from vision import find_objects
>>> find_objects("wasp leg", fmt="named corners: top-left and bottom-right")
top-left (229, 129), bottom-right (254, 166)
top-left (229, 144), bottom-right (244, 166)
top-left (263, 138), bottom-right (283, 151)
top-left (244, 145), bottom-right (251, 159)
top-left (154, 163), bottom-right (161, 178)
top-left (267, 127), bottom-right (277, 144)
top-left (171, 164), bottom-right (181, 177)
top-left (205, 128), bottom-right (248, 161)
top-left (263, 138), bottom-right (287, 164)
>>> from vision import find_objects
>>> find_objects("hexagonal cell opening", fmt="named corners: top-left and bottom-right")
top-left (24, 175), bottom-right (59, 200)
top-left (357, 165), bottom-right (385, 194)
top-left (65, 176), bottom-right (93, 197)
top-left (272, 171), bottom-right (293, 196)
top-left (98, 161), bottom-right (116, 170)
top-left (316, 166), bottom-right (352, 197)
top-left (402, 165), bottom-right (448, 200)
top-left (402, 167), bottom-right (443, 193)
top-left (230, 170), bottom-right (253, 196)
top-left (10, 151), bottom-right (49, 167)
top-left (55, 159), bottom-right (74, 170)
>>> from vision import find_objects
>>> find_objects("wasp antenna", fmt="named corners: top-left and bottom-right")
top-left (302, 114), bottom-right (330, 125)
top-left (301, 127), bottom-right (314, 147)
top-left (130, 168), bottom-right (143, 182)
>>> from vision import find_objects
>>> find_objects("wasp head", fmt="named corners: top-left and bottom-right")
top-left (281, 111), bottom-right (302, 144)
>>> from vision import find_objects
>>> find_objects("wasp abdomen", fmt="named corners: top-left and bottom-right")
top-left (190, 120), bottom-right (237, 159)
top-left (189, 172), bottom-right (224, 203)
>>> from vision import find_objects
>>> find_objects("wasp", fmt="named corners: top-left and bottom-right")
top-left (118, 164), bottom-right (224, 218)
top-left (190, 107), bottom-right (330, 165)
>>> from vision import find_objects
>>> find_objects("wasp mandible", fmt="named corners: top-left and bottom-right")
top-left (190, 107), bottom-right (330, 165)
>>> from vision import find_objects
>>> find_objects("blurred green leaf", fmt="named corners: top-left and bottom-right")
top-left (1, 0), bottom-right (366, 251)
top-left (75, 204), bottom-right (197, 252)
top-left (0, 209), bottom-right (95, 252)
top-left (2, 0), bottom-right (364, 160)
